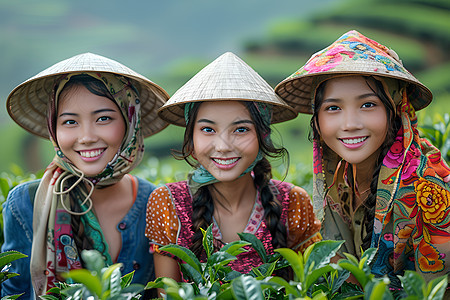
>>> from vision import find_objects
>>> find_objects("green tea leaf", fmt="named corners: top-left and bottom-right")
top-left (268, 276), bottom-right (300, 297)
top-left (398, 270), bottom-right (425, 297)
top-left (238, 232), bottom-right (268, 263)
top-left (108, 266), bottom-right (122, 298)
top-left (62, 269), bottom-right (102, 296)
top-left (275, 248), bottom-right (304, 282)
top-left (0, 251), bottom-right (27, 268)
top-left (101, 263), bottom-right (122, 284)
top-left (120, 271), bottom-right (135, 288)
top-left (305, 265), bottom-right (337, 292)
top-left (304, 240), bottom-right (343, 274)
top-left (81, 250), bottom-right (105, 276)
top-left (232, 275), bottom-right (264, 300)
top-left (365, 278), bottom-right (393, 300)
top-left (338, 261), bottom-right (367, 287)
top-left (206, 252), bottom-right (236, 269)
top-left (180, 262), bottom-right (204, 285)
top-left (2, 294), bottom-right (24, 300)
top-left (201, 225), bottom-right (214, 258)
top-left (160, 244), bottom-right (202, 273)
top-left (223, 270), bottom-right (242, 281)
top-left (220, 240), bottom-right (250, 256)
top-left (426, 274), bottom-right (448, 300)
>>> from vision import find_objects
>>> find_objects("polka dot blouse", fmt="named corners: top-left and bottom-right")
top-left (145, 183), bottom-right (321, 254)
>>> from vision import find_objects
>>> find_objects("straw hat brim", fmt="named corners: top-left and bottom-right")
top-left (7, 53), bottom-right (170, 139)
top-left (275, 30), bottom-right (433, 114)
top-left (158, 97), bottom-right (298, 127)
top-left (275, 70), bottom-right (433, 114)
top-left (158, 52), bottom-right (298, 126)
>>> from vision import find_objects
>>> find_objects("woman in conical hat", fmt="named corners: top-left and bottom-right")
top-left (145, 52), bottom-right (322, 285)
top-left (276, 30), bottom-right (450, 288)
top-left (2, 53), bottom-right (169, 297)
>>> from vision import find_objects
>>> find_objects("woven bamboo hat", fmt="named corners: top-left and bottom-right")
top-left (275, 30), bottom-right (432, 114)
top-left (158, 52), bottom-right (297, 126)
top-left (7, 52), bottom-right (170, 138)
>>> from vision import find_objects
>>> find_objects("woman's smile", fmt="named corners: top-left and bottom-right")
top-left (211, 157), bottom-right (240, 169)
top-left (318, 76), bottom-right (388, 167)
top-left (56, 85), bottom-right (125, 177)
top-left (339, 136), bottom-right (368, 148)
top-left (78, 148), bottom-right (106, 160)
top-left (193, 101), bottom-right (259, 183)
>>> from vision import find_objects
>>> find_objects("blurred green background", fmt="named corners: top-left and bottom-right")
top-left (1, 0), bottom-right (449, 182)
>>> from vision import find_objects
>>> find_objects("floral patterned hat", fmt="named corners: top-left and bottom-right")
top-left (7, 52), bottom-right (170, 138)
top-left (275, 30), bottom-right (432, 114)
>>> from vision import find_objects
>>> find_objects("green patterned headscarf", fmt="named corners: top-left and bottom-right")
top-left (31, 72), bottom-right (145, 294)
top-left (49, 72), bottom-right (144, 185)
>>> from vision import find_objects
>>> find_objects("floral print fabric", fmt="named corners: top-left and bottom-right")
top-left (371, 98), bottom-right (450, 285)
top-left (315, 95), bottom-right (450, 287)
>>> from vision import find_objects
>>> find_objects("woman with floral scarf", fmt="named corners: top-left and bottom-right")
top-left (275, 30), bottom-right (450, 289)
top-left (2, 53), bottom-right (169, 297)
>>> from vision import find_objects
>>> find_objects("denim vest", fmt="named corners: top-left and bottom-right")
top-left (1, 177), bottom-right (155, 298)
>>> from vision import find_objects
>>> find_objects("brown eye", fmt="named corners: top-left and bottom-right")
top-left (361, 102), bottom-right (376, 108)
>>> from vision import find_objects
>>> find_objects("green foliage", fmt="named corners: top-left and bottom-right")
top-left (41, 250), bottom-right (144, 300)
top-left (418, 113), bottom-right (450, 162)
top-left (147, 233), bottom-right (449, 300)
top-left (267, 241), bottom-right (343, 298)
top-left (0, 166), bottom-right (42, 247)
top-left (145, 225), bottom-right (286, 299)
top-left (399, 271), bottom-right (448, 300)
top-left (0, 250), bottom-right (27, 299)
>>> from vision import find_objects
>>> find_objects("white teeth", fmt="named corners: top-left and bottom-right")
top-left (79, 149), bottom-right (103, 158)
top-left (213, 158), bottom-right (239, 165)
top-left (342, 137), bottom-right (367, 144)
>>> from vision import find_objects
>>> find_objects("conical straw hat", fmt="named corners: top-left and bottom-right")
top-left (7, 52), bottom-right (170, 138)
top-left (275, 30), bottom-right (432, 114)
top-left (159, 52), bottom-right (297, 126)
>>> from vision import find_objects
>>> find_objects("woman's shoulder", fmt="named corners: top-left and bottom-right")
top-left (5, 179), bottom-right (41, 208)
top-left (134, 176), bottom-right (156, 190)
top-left (2, 180), bottom-right (39, 239)
top-left (269, 179), bottom-right (309, 196)
top-left (148, 181), bottom-right (192, 211)
top-left (289, 185), bottom-right (309, 197)
top-left (153, 181), bottom-right (189, 196)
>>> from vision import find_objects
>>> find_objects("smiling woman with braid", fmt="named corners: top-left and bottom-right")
top-left (2, 53), bottom-right (169, 297)
top-left (145, 52), bottom-right (321, 284)
top-left (275, 30), bottom-right (450, 289)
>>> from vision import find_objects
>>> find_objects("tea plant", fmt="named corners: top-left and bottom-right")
top-left (0, 250), bottom-right (28, 299)
top-left (40, 250), bottom-right (144, 300)
top-left (145, 227), bottom-right (448, 300)
top-left (418, 112), bottom-right (450, 161)
top-left (145, 225), bottom-right (285, 298)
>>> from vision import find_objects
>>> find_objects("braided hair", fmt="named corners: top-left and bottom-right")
top-left (310, 76), bottom-right (400, 251)
top-left (175, 101), bottom-right (289, 258)
top-left (56, 74), bottom-right (119, 264)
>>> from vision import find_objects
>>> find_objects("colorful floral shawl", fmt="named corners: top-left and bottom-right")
top-left (314, 94), bottom-right (450, 287)
top-left (30, 72), bottom-right (144, 295)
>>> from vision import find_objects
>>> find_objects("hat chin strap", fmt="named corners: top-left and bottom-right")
top-left (53, 166), bottom-right (94, 216)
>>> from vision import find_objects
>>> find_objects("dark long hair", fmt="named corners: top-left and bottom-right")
top-left (310, 76), bottom-right (401, 250)
top-left (176, 101), bottom-right (289, 258)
